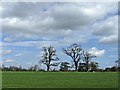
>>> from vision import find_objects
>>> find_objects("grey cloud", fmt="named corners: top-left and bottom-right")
top-left (2, 2), bottom-right (53, 18)
top-left (92, 15), bottom-right (118, 44)
top-left (2, 2), bottom-right (117, 33)
top-left (93, 16), bottom-right (118, 36)
top-left (2, 2), bottom-right (118, 45)
top-left (99, 35), bottom-right (118, 44)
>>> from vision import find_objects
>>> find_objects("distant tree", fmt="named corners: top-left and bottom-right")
top-left (115, 58), bottom-right (120, 71)
top-left (33, 64), bottom-right (39, 71)
top-left (28, 66), bottom-right (34, 71)
top-left (115, 58), bottom-right (120, 67)
top-left (89, 61), bottom-right (99, 71)
top-left (62, 44), bottom-right (82, 71)
top-left (110, 66), bottom-right (117, 71)
top-left (0, 66), bottom-right (1, 71)
top-left (39, 45), bottom-right (60, 71)
top-left (82, 51), bottom-right (96, 72)
top-left (18, 65), bottom-right (22, 71)
top-left (78, 63), bottom-right (86, 72)
top-left (96, 68), bottom-right (104, 72)
top-left (104, 67), bottom-right (111, 72)
top-left (2, 65), bottom-right (5, 71)
top-left (60, 62), bottom-right (70, 71)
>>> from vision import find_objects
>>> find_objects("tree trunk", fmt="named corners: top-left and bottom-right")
top-left (86, 61), bottom-right (89, 72)
top-left (74, 61), bottom-right (78, 71)
top-left (47, 65), bottom-right (50, 71)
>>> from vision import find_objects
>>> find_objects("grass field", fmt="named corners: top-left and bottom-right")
top-left (2, 72), bottom-right (118, 88)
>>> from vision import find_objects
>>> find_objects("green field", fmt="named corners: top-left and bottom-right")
top-left (2, 72), bottom-right (118, 88)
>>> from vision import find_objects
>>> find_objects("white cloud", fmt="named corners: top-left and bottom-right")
top-left (4, 36), bottom-right (15, 42)
top-left (2, 35), bottom-right (87, 48)
top-left (109, 55), bottom-right (117, 58)
top-left (0, 61), bottom-right (2, 67)
top-left (3, 50), bottom-right (12, 54)
top-left (0, 42), bottom-right (2, 47)
top-left (5, 59), bottom-right (15, 63)
top-left (88, 47), bottom-right (105, 57)
top-left (99, 35), bottom-right (118, 44)
top-left (0, 61), bottom-right (2, 65)
top-left (2, 41), bottom-right (58, 47)
top-left (59, 35), bottom-right (88, 44)
top-left (14, 53), bottom-right (22, 57)
top-left (0, 50), bottom-right (12, 56)
top-left (2, 41), bottom-right (34, 47)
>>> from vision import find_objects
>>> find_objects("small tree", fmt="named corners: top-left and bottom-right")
top-left (90, 61), bottom-right (99, 71)
top-left (39, 45), bottom-right (60, 71)
top-left (82, 51), bottom-right (96, 72)
top-left (115, 58), bottom-right (120, 67)
top-left (115, 58), bottom-right (120, 71)
top-left (34, 64), bottom-right (39, 71)
top-left (28, 66), bottom-right (34, 71)
top-left (78, 63), bottom-right (86, 72)
top-left (60, 62), bottom-right (70, 71)
top-left (62, 44), bottom-right (82, 71)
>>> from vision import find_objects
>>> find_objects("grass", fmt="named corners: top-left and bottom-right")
top-left (2, 71), bottom-right (118, 88)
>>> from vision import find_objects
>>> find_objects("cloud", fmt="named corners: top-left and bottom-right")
top-left (93, 15), bottom-right (118, 44)
top-left (0, 62), bottom-right (2, 67)
top-left (0, 42), bottom-right (2, 47)
top-left (5, 59), bottom-right (15, 63)
top-left (2, 35), bottom-right (88, 48)
top-left (59, 35), bottom-right (88, 44)
top-left (2, 2), bottom-right (117, 44)
top-left (2, 41), bottom-right (58, 47)
top-left (0, 50), bottom-right (12, 56)
top-left (88, 47), bottom-right (105, 57)
top-left (108, 47), bottom-right (118, 52)
top-left (3, 36), bottom-right (15, 42)
top-left (14, 53), bottom-right (22, 57)
top-left (99, 35), bottom-right (118, 44)
top-left (0, 61), bottom-right (2, 66)
top-left (109, 55), bottom-right (117, 58)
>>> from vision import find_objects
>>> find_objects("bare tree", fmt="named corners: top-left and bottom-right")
top-left (39, 45), bottom-right (60, 71)
top-left (62, 44), bottom-right (82, 71)
top-left (82, 51), bottom-right (96, 72)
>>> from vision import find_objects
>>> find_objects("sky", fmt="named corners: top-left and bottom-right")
top-left (0, 2), bottom-right (118, 70)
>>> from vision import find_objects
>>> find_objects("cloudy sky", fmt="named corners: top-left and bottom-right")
top-left (1, 2), bottom-right (118, 69)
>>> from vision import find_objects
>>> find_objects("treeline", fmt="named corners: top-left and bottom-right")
top-left (1, 65), bottom-right (45, 71)
top-left (1, 64), bottom-right (119, 72)
top-left (1, 43), bottom-right (120, 72)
